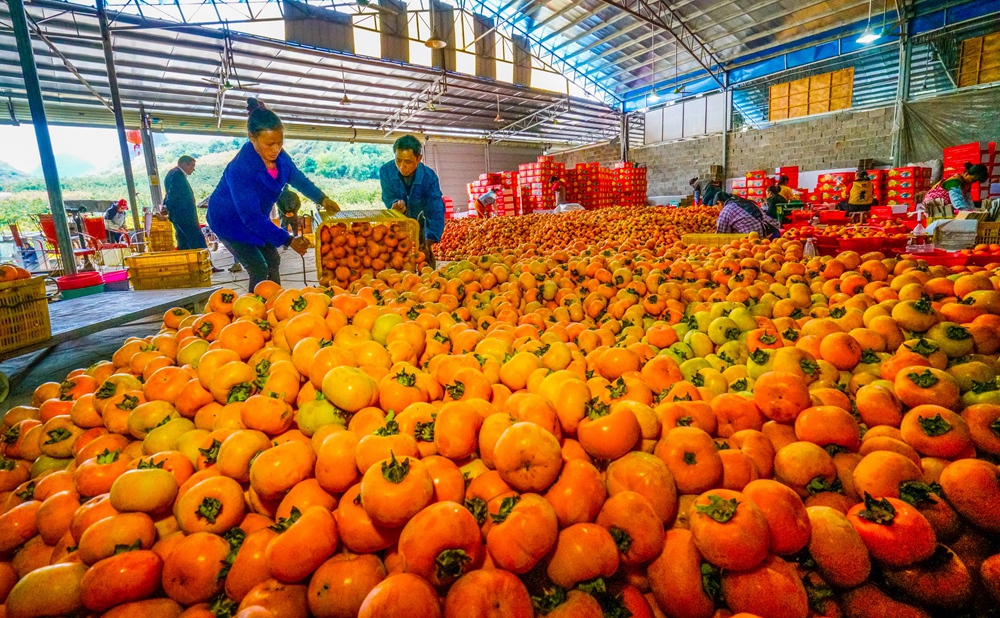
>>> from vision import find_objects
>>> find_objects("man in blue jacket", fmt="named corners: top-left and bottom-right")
top-left (379, 135), bottom-right (445, 267)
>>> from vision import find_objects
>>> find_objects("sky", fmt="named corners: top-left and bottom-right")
top-left (0, 125), bottom-right (218, 175)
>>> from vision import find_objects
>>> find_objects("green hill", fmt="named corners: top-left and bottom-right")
top-left (0, 138), bottom-right (393, 227)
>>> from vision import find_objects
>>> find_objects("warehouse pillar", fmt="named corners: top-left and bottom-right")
top-left (96, 0), bottom-right (142, 237)
top-left (619, 107), bottom-right (629, 163)
top-left (8, 0), bottom-right (76, 275)
top-left (139, 103), bottom-right (162, 208)
top-left (891, 18), bottom-right (913, 167)
top-left (721, 72), bottom-right (729, 177)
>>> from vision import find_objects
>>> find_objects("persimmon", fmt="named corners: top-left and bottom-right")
top-left (266, 505), bottom-right (339, 583)
top-left (335, 484), bottom-right (401, 554)
top-left (847, 494), bottom-right (937, 567)
top-left (753, 371), bottom-right (811, 422)
top-left (357, 573), bottom-right (441, 618)
top-left (741, 479), bottom-right (810, 556)
top-left (307, 553), bottom-right (387, 618)
top-left (720, 555), bottom-right (809, 618)
top-left (359, 452), bottom-right (433, 528)
top-left (80, 550), bottom-right (163, 612)
top-left (442, 569), bottom-right (533, 618)
top-left (654, 426), bottom-right (723, 494)
top-left (546, 523), bottom-right (620, 589)
top-left (605, 451), bottom-right (678, 525)
top-left (491, 421), bottom-right (563, 493)
top-left (647, 529), bottom-right (716, 618)
top-left (899, 405), bottom-right (972, 459)
top-left (938, 458), bottom-right (1000, 533)
top-left (688, 489), bottom-right (769, 571)
top-left (595, 490), bottom-right (665, 565)
top-left (174, 474), bottom-right (246, 534)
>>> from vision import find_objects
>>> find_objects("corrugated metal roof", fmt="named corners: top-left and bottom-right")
top-left (0, 0), bottom-right (623, 145)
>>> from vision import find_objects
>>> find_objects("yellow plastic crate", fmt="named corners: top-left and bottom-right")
top-left (148, 217), bottom-right (175, 252)
top-left (0, 276), bottom-right (51, 354)
top-left (125, 249), bottom-right (213, 290)
top-left (315, 209), bottom-right (421, 286)
top-left (976, 222), bottom-right (1000, 246)
top-left (681, 233), bottom-right (749, 248)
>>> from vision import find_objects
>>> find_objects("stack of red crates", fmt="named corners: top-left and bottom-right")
top-left (865, 169), bottom-right (888, 206)
top-left (611, 162), bottom-right (647, 207)
top-left (944, 142), bottom-right (997, 202)
top-left (518, 156), bottom-right (566, 213)
top-left (466, 171), bottom-right (519, 217)
top-left (443, 196), bottom-right (455, 220)
top-left (746, 171), bottom-right (767, 201)
top-left (887, 167), bottom-right (931, 210)
top-left (731, 178), bottom-right (748, 199)
top-left (817, 172), bottom-right (855, 203)
top-left (566, 162), bottom-right (615, 210)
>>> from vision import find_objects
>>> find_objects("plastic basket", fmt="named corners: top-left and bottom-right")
top-left (819, 211), bottom-right (849, 224)
top-left (976, 222), bottom-right (1000, 247)
top-left (148, 217), bottom-right (175, 252)
top-left (315, 209), bottom-right (421, 286)
top-left (967, 253), bottom-right (1000, 267)
top-left (124, 249), bottom-right (212, 290)
top-left (680, 233), bottom-right (748, 248)
top-left (0, 276), bottom-right (51, 354)
top-left (904, 251), bottom-right (969, 267)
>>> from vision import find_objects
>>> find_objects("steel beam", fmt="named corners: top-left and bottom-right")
top-left (380, 73), bottom-right (448, 135)
top-left (593, 0), bottom-right (725, 90)
top-left (487, 97), bottom-right (570, 144)
top-left (96, 0), bottom-right (142, 235)
top-left (139, 102), bottom-right (161, 209)
top-left (7, 0), bottom-right (76, 274)
top-left (891, 10), bottom-right (913, 166)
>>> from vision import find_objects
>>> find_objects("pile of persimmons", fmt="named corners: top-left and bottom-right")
top-left (2, 231), bottom-right (1000, 618)
top-left (436, 205), bottom-right (721, 260)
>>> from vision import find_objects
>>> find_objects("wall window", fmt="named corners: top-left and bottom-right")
top-left (768, 67), bottom-right (853, 122)
top-left (959, 32), bottom-right (1000, 87)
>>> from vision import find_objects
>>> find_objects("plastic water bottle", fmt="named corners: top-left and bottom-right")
top-left (804, 238), bottom-right (818, 257)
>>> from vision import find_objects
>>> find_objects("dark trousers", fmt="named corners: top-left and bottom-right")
top-left (221, 238), bottom-right (281, 291)
top-left (167, 207), bottom-right (207, 251)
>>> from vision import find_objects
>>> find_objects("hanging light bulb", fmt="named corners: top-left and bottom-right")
top-left (339, 70), bottom-right (351, 105)
top-left (856, 0), bottom-right (879, 43)
top-left (647, 25), bottom-right (660, 104)
top-left (494, 94), bottom-right (504, 123)
top-left (425, 0), bottom-right (447, 49)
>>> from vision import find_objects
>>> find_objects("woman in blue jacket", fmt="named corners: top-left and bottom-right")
top-left (208, 98), bottom-right (339, 290)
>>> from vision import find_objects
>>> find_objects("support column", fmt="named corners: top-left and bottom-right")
top-left (139, 103), bottom-right (162, 208)
top-left (8, 0), bottom-right (76, 275)
top-left (891, 18), bottom-right (912, 167)
top-left (721, 72), bottom-right (729, 177)
top-left (96, 0), bottom-right (142, 235)
top-left (619, 107), bottom-right (629, 163)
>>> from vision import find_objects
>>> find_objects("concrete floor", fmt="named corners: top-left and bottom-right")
top-left (1, 244), bottom-right (322, 412)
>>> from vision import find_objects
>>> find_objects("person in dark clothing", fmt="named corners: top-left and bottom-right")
top-left (207, 98), bottom-right (340, 291)
top-left (380, 134), bottom-right (445, 268)
top-left (277, 188), bottom-right (301, 236)
top-left (103, 199), bottom-right (129, 243)
top-left (765, 184), bottom-right (788, 220)
top-left (702, 180), bottom-right (722, 209)
top-left (163, 155), bottom-right (207, 252)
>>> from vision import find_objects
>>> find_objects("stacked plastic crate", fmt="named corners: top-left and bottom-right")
top-left (865, 169), bottom-right (888, 206)
top-left (746, 171), bottom-right (768, 202)
top-left (817, 172), bottom-right (855, 203)
top-left (466, 172), bottom-right (518, 217)
top-left (611, 162), bottom-right (647, 207)
top-left (944, 142), bottom-right (997, 202)
top-left (443, 196), bottom-right (455, 220)
top-left (518, 156), bottom-right (566, 213)
top-left (731, 178), bottom-right (748, 200)
top-left (886, 167), bottom-right (931, 211)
